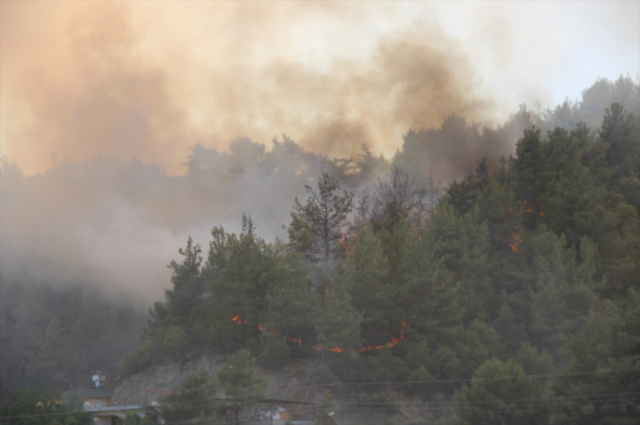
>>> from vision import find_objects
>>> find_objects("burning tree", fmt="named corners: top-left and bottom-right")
top-left (374, 166), bottom-right (427, 218)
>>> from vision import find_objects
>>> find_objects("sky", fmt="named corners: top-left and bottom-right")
top-left (1, 1), bottom-right (638, 176)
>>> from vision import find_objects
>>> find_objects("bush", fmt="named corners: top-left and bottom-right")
top-left (453, 359), bottom-right (547, 425)
top-left (258, 334), bottom-right (291, 369)
top-left (120, 339), bottom-right (156, 376)
top-left (162, 326), bottom-right (189, 360)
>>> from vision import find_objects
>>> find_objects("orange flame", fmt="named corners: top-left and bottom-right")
top-left (508, 232), bottom-right (522, 253)
top-left (287, 337), bottom-right (303, 346)
top-left (232, 316), bottom-right (411, 354)
top-left (359, 322), bottom-right (409, 352)
top-left (312, 345), bottom-right (343, 352)
top-left (340, 232), bottom-right (357, 255)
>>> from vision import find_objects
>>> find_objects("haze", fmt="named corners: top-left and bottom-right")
top-left (0, 1), bottom-right (638, 301)
top-left (2, 1), bottom-right (638, 174)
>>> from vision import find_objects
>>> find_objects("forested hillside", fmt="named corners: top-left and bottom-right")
top-left (1, 76), bottom-right (638, 424)
top-left (123, 95), bottom-right (639, 422)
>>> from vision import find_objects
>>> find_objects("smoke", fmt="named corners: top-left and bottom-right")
top-left (1, 2), bottom-right (497, 176)
top-left (0, 139), bottom-right (382, 302)
top-left (1, 2), bottom-right (637, 303)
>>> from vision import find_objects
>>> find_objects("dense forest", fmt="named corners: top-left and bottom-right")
top-left (1, 76), bottom-right (639, 424)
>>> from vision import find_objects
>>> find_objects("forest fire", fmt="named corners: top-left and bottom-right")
top-left (313, 346), bottom-right (344, 353)
top-left (509, 232), bottom-right (522, 253)
top-left (359, 322), bottom-right (409, 352)
top-left (523, 200), bottom-right (544, 216)
top-left (287, 337), bottom-right (303, 346)
top-left (231, 316), bottom-right (410, 353)
top-left (339, 232), bottom-right (357, 254)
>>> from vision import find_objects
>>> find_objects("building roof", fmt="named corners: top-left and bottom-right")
top-left (59, 388), bottom-right (112, 400)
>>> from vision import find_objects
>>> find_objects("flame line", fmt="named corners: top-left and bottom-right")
top-left (230, 318), bottom-right (409, 353)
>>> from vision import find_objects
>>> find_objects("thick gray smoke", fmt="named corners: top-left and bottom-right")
top-left (1, 0), bottom-right (638, 305)
top-left (0, 137), bottom-right (387, 302)
top-left (2, 75), bottom-right (638, 303)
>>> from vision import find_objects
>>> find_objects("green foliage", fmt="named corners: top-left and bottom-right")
top-left (509, 119), bottom-right (639, 297)
top-left (406, 366), bottom-right (433, 396)
top-left (157, 367), bottom-right (219, 424)
top-left (493, 297), bottom-right (527, 357)
top-left (334, 223), bottom-right (396, 348)
top-left (453, 359), bottom-right (547, 425)
top-left (514, 342), bottom-right (554, 376)
top-left (290, 173), bottom-right (354, 270)
top-left (120, 340), bottom-right (156, 376)
top-left (216, 349), bottom-right (266, 407)
top-left (420, 202), bottom-right (493, 323)
top-left (123, 412), bottom-right (156, 425)
top-left (446, 177), bottom-right (478, 217)
top-left (453, 320), bottom-right (502, 379)
top-left (118, 98), bottom-right (638, 422)
top-left (123, 215), bottom-right (319, 375)
top-left (161, 326), bottom-right (190, 360)
top-left (528, 229), bottom-right (598, 354)
top-left (399, 212), bottom-right (463, 343)
top-left (550, 290), bottom-right (640, 425)
top-left (257, 334), bottom-right (291, 370)
top-left (313, 291), bottom-right (363, 353)
top-left (205, 217), bottom-right (270, 352)
top-left (164, 236), bottom-right (204, 327)
top-left (0, 388), bottom-right (90, 425)
top-left (261, 246), bottom-right (315, 359)
top-left (286, 212), bottom-right (315, 259)
top-left (601, 104), bottom-right (640, 196)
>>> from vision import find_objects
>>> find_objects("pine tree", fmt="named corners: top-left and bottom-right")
top-left (158, 367), bottom-right (219, 424)
top-left (290, 173), bottom-right (354, 271)
top-left (313, 291), bottom-right (363, 353)
top-left (333, 223), bottom-right (395, 348)
top-left (162, 236), bottom-right (204, 327)
top-left (204, 216), bottom-right (273, 352)
top-left (550, 290), bottom-right (640, 425)
top-left (262, 244), bottom-right (315, 362)
top-left (216, 350), bottom-right (266, 425)
top-left (453, 359), bottom-right (547, 425)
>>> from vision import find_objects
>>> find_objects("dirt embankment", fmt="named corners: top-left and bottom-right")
top-left (111, 354), bottom-right (328, 407)
top-left (111, 355), bottom-right (443, 424)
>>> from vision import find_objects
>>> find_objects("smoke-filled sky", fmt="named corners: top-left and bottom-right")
top-left (1, 1), bottom-right (638, 175)
top-left (0, 1), bottom-right (638, 302)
